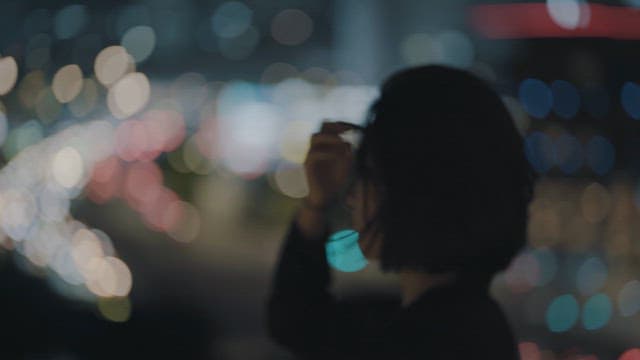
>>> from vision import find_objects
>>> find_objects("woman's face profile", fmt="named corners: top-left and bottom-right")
top-left (346, 179), bottom-right (382, 260)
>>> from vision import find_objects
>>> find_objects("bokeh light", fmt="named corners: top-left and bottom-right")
top-left (35, 87), bottom-right (62, 123)
top-left (0, 56), bottom-right (18, 96)
top-left (51, 146), bottom-right (85, 189)
top-left (107, 72), bottom-right (151, 119)
top-left (532, 247), bottom-right (558, 286)
top-left (621, 81), bottom-right (640, 119)
top-left (576, 256), bottom-right (608, 296)
top-left (0, 109), bottom-right (8, 147)
top-left (167, 201), bottom-right (201, 243)
top-left (69, 78), bottom-right (99, 117)
top-left (54, 4), bottom-right (89, 40)
top-left (582, 293), bottom-right (612, 330)
top-left (546, 0), bottom-right (590, 30)
top-left (94, 46), bottom-right (135, 87)
top-left (585, 135), bottom-right (615, 175)
top-left (121, 25), bottom-right (156, 63)
top-left (273, 162), bottom-right (309, 199)
top-left (620, 349), bottom-right (640, 360)
top-left (52, 64), bottom-right (84, 103)
top-left (519, 78), bottom-right (552, 118)
top-left (18, 70), bottom-right (46, 109)
top-left (581, 182), bottom-right (611, 223)
top-left (546, 294), bottom-right (579, 332)
top-left (504, 251), bottom-right (540, 293)
top-left (271, 9), bottom-right (313, 46)
top-left (554, 133), bottom-right (583, 174)
top-left (211, 1), bottom-right (253, 38)
top-left (519, 341), bottom-right (542, 360)
top-left (400, 31), bottom-right (474, 68)
top-left (524, 131), bottom-right (555, 173)
top-left (618, 280), bottom-right (640, 317)
top-left (261, 62), bottom-right (298, 84)
top-left (98, 296), bottom-right (132, 322)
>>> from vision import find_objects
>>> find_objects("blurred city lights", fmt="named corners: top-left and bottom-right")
top-left (0, 56), bottom-right (18, 96)
top-left (211, 1), bottom-right (253, 39)
top-left (546, 294), bottom-right (579, 332)
top-left (273, 162), bottom-right (309, 199)
top-left (518, 341), bottom-right (542, 360)
top-left (69, 78), bottom-right (99, 117)
top-left (54, 4), bottom-right (89, 40)
top-left (619, 349), bottom-right (640, 360)
top-left (51, 146), bottom-right (85, 189)
top-left (524, 131), bottom-right (555, 173)
top-left (94, 46), bottom-right (135, 87)
top-left (585, 135), bottom-right (615, 175)
top-left (113, 4), bottom-right (151, 39)
top-left (400, 31), bottom-right (475, 68)
top-left (519, 78), bottom-right (553, 118)
top-left (98, 296), bottom-right (132, 322)
top-left (582, 293), bottom-right (612, 330)
top-left (107, 72), bottom-right (151, 119)
top-left (18, 71), bottom-right (45, 109)
top-left (621, 82), bottom-right (640, 119)
top-left (261, 62), bottom-right (298, 85)
top-left (546, 0), bottom-right (590, 30)
top-left (618, 280), bottom-right (640, 317)
top-left (52, 65), bottom-right (83, 103)
top-left (25, 33), bottom-right (51, 70)
top-left (581, 182), bottom-right (611, 223)
top-left (532, 247), bottom-right (558, 286)
top-left (576, 257), bottom-right (607, 296)
top-left (271, 9), bottom-right (313, 46)
top-left (121, 25), bottom-right (156, 63)
top-left (167, 201), bottom-right (201, 243)
top-left (554, 133), bottom-right (583, 174)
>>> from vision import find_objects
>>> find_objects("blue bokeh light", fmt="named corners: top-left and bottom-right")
top-left (524, 132), bottom-right (555, 173)
top-left (532, 248), bottom-right (557, 286)
top-left (582, 293), bottom-right (612, 330)
top-left (54, 4), bottom-right (89, 40)
top-left (554, 133), bottom-right (583, 174)
top-left (585, 136), bottom-right (615, 176)
top-left (326, 229), bottom-right (368, 272)
top-left (621, 82), bottom-right (640, 120)
top-left (519, 78), bottom-right (552, 119)
top-left (546, 294), bottom-right (579, 332)
top-left (576, 256), bottom-right (608, 295)
top-left (211, 1), bottom-right (253, 39)
top-left (551, 80), bottom-right (580, 119)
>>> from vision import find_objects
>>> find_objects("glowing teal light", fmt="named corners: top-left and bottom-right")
top-left (582, 293), bottom-right (612, 330)
top-left (546, 294), bottom-right (579, 332)
top-left (326, 229), bottom-right (368, 272)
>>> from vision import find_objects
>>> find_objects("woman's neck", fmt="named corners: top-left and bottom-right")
top-left (398, 270), bottom-right (456, 307)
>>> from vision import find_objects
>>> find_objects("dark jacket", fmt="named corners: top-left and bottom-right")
top-left (266, 221), bottom-right (519, 359)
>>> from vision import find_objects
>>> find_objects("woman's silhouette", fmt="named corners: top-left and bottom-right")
top-left (267, 65), bottom-right (535, 359)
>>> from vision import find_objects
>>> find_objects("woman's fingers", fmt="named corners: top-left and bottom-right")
top-left (319, 121), bottom-right (362, 134)
top-left (309, 134), bottom-right (352, 152)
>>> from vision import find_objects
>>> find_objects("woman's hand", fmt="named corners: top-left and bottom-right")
top-left (295, 121), bottom-right (360, 240)
top-left (304, 121), bottom-right (359, 209)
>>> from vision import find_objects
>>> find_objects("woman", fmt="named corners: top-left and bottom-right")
top-left (266, 65), bottom-right (534, 359)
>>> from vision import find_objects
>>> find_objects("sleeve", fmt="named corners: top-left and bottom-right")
top-left (265, 219), bottom-right (363, 359)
